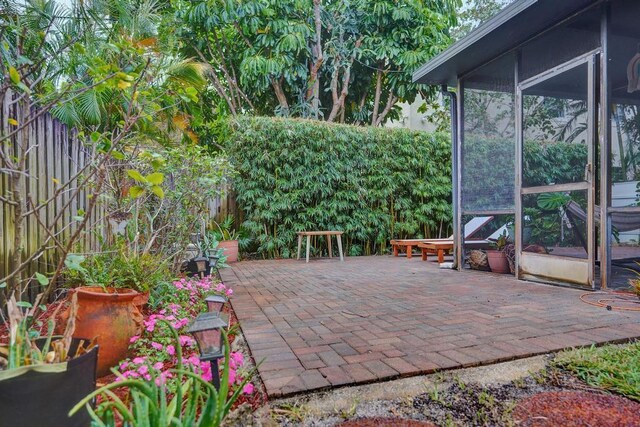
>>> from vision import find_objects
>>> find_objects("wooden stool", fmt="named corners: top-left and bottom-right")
top-left (297, 231), bottom-right (344, 263)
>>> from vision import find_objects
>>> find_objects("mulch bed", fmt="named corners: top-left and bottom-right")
top-left (1, 286), bottom-right (268, 413)
top-left (338, 418), bottom-right (435, 427)
top-left (92, 298), bottom-right (269, 411)
top-left (513, 391), bottom-right (640, 427)
top-left (411, 368), bottom-right (640, 426)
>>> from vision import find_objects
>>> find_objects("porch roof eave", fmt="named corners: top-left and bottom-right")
top-left (412, 0), bottom-right (600, 87)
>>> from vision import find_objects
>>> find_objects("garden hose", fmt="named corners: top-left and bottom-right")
top-left (580, 291), bottom-right (640, 312)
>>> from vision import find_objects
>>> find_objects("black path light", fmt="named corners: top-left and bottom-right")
top-left (207, 248), bottom-right (223, 280)
top-left (187, 312), bottom-right (228, 390)
top-left (205, 294), bottom-right (228, 315)
top-left (194, 256), bottom-right (209, 278)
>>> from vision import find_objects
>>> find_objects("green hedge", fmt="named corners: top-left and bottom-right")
top-left (222, 116), bottom-right (452, 258)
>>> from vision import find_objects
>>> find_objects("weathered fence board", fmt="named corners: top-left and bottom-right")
top-left (0, 95), bottom-right (105, 293)
top-left (1, 95), bottom-right (236, 297)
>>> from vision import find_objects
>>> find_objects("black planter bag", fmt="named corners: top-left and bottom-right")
top-left (0, 339), bottom-right (98, 427)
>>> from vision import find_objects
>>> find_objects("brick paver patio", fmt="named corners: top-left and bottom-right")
top-left (221, 256), bottom-right (640, 397)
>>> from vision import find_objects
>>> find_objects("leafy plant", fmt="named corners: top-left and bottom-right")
top-left (628, 262), bottom-right (640, 297)
top-left (0, 294), bottom-right (94, 370)
top-left (177, 0), bottom-right (459, 125)
top-left (69, 321), bottom-right (254, 426)
top-left (63, 241), bottom-right (172, 293)
top-left (222, 116), bottom-right (453, 258)
top-left (210, 216), bottom-right (241, 241)
top-left (490, 231), bottom-right (509, 252)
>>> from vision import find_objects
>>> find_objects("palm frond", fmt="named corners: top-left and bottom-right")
top-left (166, 59), bottom-right (210, 89)
top-left (76, 89), bottom-right (103, 125)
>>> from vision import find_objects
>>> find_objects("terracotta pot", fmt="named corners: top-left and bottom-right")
top-left (218, 240), bottom-right (239, 263)
top-left (132, 290), bottom-right (150, 308)
top-left (486, 250), bottom-right (510, 274)
top-left (64, 287), bottom-right (143, 377)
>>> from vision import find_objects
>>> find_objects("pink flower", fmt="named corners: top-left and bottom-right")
top-left (132, 356), bottom-right (146, 364)
top-left (231, 352), bottom-right (244, 364)
top-left (138, 365), bottom-right (149, 375)
top-left (187, 354), bottom-right (200, 366)
top-left (242, 383), bottom-right (255, 395)
top-left (145, 322), bottom-right (155, 333)
top-left (151, 342), bottom-right (163, 351)
top-left (129, 335), bottom-right (140, 343)
top-left (166, 345), bottom-right (175, 356)
top-left (199, 361), bottom-right (212, 382)
top-left (228, 368), bottom-right (236, 385)
top-left (153, 362), bottom-right (164, 370)
top-left (119, 361), bottom-right (129, 370)
top-left (225, 289), bottom-right (233, 296)
top-left (179, 335), bottom-right (195, 347)
top-left (122, 370), bottom-right (139, 378)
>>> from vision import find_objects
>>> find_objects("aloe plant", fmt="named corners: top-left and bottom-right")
top-left (69, 320), bottom-right (254, 426)
top-left (0, 294), bottom-right (93, 370)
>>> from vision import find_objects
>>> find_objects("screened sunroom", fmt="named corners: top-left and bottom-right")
top-left (414, 0), bottom-right (640, 289)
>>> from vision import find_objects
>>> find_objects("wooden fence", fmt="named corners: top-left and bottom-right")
top-left (1, 95), bottom-right (236, 296)
top-left (0, 95), bottom-right (105, 295)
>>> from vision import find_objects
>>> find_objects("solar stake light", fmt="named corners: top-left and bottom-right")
top-left (205, 294), bottom-right (228, 314)
top-left (193, 256), bottom-right (209, 278)
top-left (187, 312), bottom-right (228, 389)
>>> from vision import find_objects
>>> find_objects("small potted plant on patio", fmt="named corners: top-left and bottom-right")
top-left (486, 231), bottom-right (511, 274)
top-left (0, 295), bottom-right (99, 427)
top-left (210, 216), bottom-right (242, 263)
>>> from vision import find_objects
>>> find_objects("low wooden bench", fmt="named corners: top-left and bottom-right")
top-left (389, 239), bottom-right (426, 259)
top-left (297, 231), bottom-right (344, 263)
top-left (390, 216), bottom-right (495, 260)
top-left (417, 241), bottom-right (453, 263)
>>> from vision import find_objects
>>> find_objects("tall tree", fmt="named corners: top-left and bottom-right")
top-left (175, 0), bottom-right (459, 126)
top-left (451, 0), bottom-right (513, 41)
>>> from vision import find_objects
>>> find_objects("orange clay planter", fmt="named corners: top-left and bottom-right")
top-left (218, 240), bottom-right (239, 263)
top-left (63, 287), bottom-right (143, 377)
top-left (486, 250), bottom-right (510, 274)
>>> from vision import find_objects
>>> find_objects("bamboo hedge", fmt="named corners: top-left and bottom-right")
top-left (221, 116), bottom-right (452, 258)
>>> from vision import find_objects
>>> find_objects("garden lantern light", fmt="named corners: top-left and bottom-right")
top-left (205, 294), bottom-right (228, 314)
top-left (193, 256), bottom-right (209, 277)
top-left (187, 312), bottom-right (227, 389)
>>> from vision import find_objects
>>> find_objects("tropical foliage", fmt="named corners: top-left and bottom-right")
top-left (222, 116), bottom-right (452, 258)
top-left (0, 0), bottom-right (223, 304)
top-left (176, 0), bottom-right (459, 128)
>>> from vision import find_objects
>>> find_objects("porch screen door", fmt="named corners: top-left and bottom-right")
top-left (516, 54), bottom-right (597, 287)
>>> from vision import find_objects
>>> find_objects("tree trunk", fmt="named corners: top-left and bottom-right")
top-left (306, 0), bottom-right (324, 117)
top-left (375, 91), bottom-right (399, 126)
top-left (327, 39), bottom-right (361, 122)
top-left (371, 70), bottom-right (383, 125)
top-left (271, 77), bottom-right (290, 114)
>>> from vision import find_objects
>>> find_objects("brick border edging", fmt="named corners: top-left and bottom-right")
top-left (266, 335), bottom-right (640, 399)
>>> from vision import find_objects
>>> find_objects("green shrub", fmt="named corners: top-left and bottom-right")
top-left (222, 116), bottom-right (453, 258)
top-left (63, 241), bottom-right (172, 293)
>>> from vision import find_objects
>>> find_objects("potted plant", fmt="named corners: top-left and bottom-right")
top-left (210, 216), bottom-right (241, 263)
top-left (0, 296), bottom-right (98, 427)
top-left (61, 254), bottom-right (143, 377)
top-left (486, 231), bottom-right (511, 274)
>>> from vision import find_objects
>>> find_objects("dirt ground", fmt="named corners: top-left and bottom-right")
top-left (224, 354), bottom-right (639, 427)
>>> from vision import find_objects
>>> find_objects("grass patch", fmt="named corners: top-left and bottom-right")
top-left (553, 341), bottom-right (640, 401)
